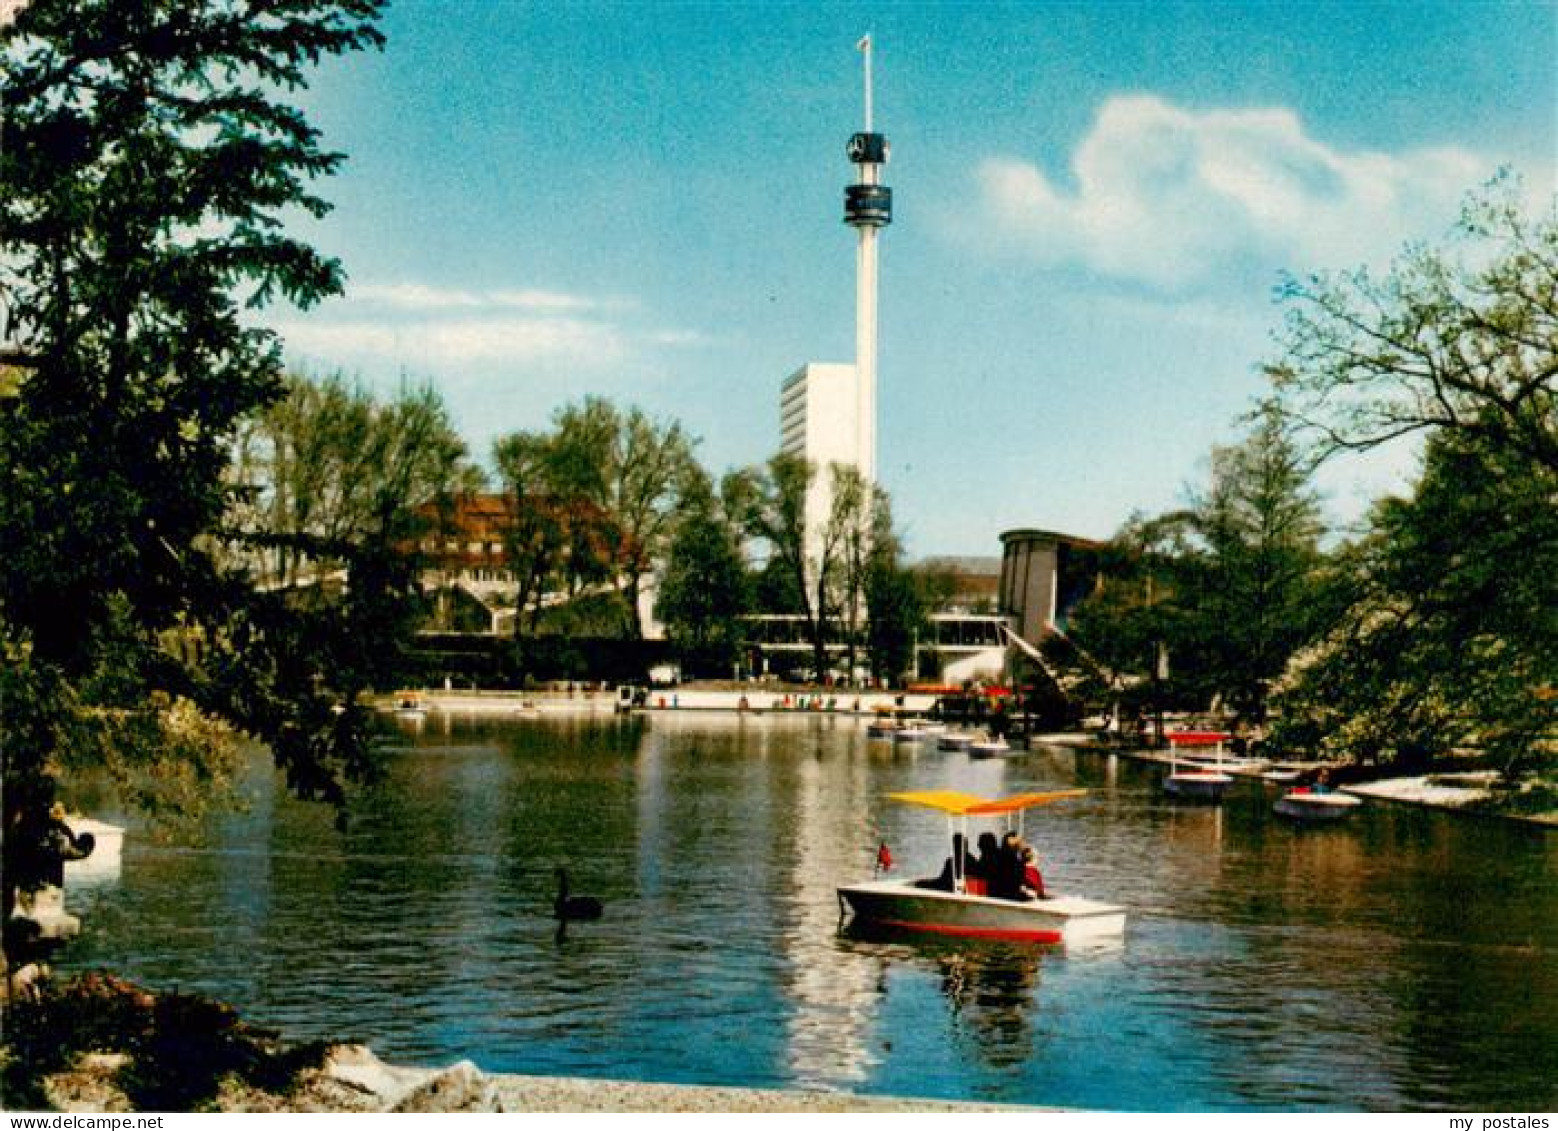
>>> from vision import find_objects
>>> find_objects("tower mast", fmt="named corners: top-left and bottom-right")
top-left (844, 35), bottom-right (891, 483)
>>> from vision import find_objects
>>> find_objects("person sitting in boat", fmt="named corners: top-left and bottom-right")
top-left (919, 833), bottom-right (975, 892)
top-left (1021, 846), bottom-right (1048, 901)
top-left (988, 831), bottom-right (1029, 901)
top-left (1310, 767), bottom-right (1333, 793)
top-left (971, 832), bottom-right (1001, 880)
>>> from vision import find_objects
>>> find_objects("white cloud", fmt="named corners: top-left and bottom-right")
top-left (276, 280), bottom-right (699, 375)
top-left (975, 94), bottom-right (1489, 289)
top-left (278, 315), bottom-right (627, 367)
top-left (346, 282), bottom-right (618, 313)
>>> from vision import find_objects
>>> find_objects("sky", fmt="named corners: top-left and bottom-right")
top-left (273, 0), bottom-right (1557, 557)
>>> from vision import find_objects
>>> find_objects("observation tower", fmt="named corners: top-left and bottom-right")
top-left (843, 34), bottom-right (891, 482)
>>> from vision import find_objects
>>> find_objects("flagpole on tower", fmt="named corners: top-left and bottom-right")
top-left (858, 33), bottom-right (873, 133)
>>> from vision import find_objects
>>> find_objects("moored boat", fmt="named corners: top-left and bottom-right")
top-left (968, 735), bottom-right (1014, 759)
top-left (837, 790), bottom-right (1126, 945)
top-left (392, 693), bottom-right (427, 720)
top-left (1260, 766), bottom-right (1304, 784)
top-left (936, 732), bottom-right (973, 752)
top-left (1275, 788), bottom-right (1361, 821)
top-left (1163, 768), bottom-right (1234, 799)
top-left (1163, 730), bottom-right (1234, 801)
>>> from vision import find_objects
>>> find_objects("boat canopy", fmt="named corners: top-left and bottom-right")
top-left (886, 789), bottom-right (1087, 815)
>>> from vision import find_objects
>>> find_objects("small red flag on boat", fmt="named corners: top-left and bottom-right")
top-left (875, 842), bottom-right (893, 872)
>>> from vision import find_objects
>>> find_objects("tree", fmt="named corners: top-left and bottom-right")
top-left (1271, 428), bottom-right (1557, 780)
top-left (0, 0), bottom-right (384, 962)
top-left (1268, 173), bottom-right (1557, 475)
top-left (1069, 409), bottom-right (1326, 724)
top-left (1266, 180), bottom-right (1557, 787)
top-left (655, 467), bottom-right (750, 673)
top-left (228, 372), bottom-right (478, 690)
top-left (232, 372), bottom-right (477, 589)
top-left (741, 453), bottom-right (839, 679)
top-left (493, 397), bottom-right (695, 643)
top-left (549, 397), bottom-right (696, 638)
top-left (863, 501), bottom-right (925, 686)
top-left (825, 464), bottom-right (878, 682)
top-left (1180, 403), bottom-right (1327, 720)
top-left (1067, 513), bottom-right (1198, 736)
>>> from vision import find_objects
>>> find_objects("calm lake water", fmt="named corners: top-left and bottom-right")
top-left (61, 712), bottom-right (1557, 1111)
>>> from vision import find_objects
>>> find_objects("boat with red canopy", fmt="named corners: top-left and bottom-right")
top-left (836, 790), bottom-right (1127, 945)
top-left (1162, 730), bottom-right (1234, 800)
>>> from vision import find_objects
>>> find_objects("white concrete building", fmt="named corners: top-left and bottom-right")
top-left (780, 361), bottom-right (868, 545)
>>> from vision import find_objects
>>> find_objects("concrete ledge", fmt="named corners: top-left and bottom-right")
top-left (489, 1074), bottom-right (1041, 1113)
top-left (322, 1047), bottom-right (1039, 1113)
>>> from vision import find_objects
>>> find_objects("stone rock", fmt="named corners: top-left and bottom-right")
top-left (389, 1061), bottom-right (504, 1113)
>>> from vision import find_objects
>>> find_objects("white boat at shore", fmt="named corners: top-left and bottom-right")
top-left (893, 727), bottom-right (928, 744)
top-left (1260, 766), bottom-right (1304, 784)
top-left (1163, 730), bottom-right (1234, 801)
top-left (969, 735), bottom-right (1014, 759)
top-left (391, 694), bottom-right (428, 720)
top-left (837, 790), bottom-right (1126, 945)
top-left (1275, 789), bottom-right (1361, 821)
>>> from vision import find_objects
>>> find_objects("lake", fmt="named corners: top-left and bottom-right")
top-left (59, 711), bottom-right (1558, 1111)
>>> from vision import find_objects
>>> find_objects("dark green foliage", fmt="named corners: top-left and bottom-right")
top-left (1266, 182), bottom-right (1557, 785)
top-left (656, 467), bottom-right (751, 670)
top-left (1069, 407), bottom-right (1327, 725)
top-left (864, 558), bottom-right (923, 684)
top-left (0, 0), bottom-right (385, 927)
top-left (1269, 429), bottom-right (1558, 776)
top-left (0, 972), bottom-right (332, 1111)
top-left (493, 397), bottom-right (695, 641)
top-left (1177, 404), bottom-right (1327, 719)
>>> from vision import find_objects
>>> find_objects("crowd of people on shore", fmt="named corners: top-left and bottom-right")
top-left (920, 830), bottom-right (1047, 901)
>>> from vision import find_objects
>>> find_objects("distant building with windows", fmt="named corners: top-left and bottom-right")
top-left (415, 493), bottom-right (515, 635)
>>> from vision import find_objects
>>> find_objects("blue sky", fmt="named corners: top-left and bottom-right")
top-left (275, 0), bottom-right (1556, 556)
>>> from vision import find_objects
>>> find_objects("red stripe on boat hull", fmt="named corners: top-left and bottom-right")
top-left (876, 918), bottom-right (1063, 944)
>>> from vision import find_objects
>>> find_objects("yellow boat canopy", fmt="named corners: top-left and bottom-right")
top-left (886, 789), bottom-right (1087, 816)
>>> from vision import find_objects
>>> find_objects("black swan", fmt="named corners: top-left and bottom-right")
top-left (554, 867), bottom-right (603, 921)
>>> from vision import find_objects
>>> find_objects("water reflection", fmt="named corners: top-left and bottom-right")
top-left (56, 713), bottom-right (1558, 1111)
top-left (836, 927), bottom-right (1049, 1070)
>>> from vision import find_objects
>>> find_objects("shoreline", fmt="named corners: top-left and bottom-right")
top-left (39, 1044), bottom-right (1043, 1113)
top-left (378, 686), bottom-right (940, 715)
top-left (379, 689), bottom-right (1556, 827)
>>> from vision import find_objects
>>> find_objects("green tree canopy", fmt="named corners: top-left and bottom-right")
top-left (655, 466), bottom-right (750, 673)
top-left (0, 0), bottom-right (384, 943)
top-left (1070, 406), bottom-right (1327, 724)
top-left (492, 396), bottom-right (696, 642)
top-left (1179, 403), bottom-right (1328, 719)
top-left (1267, 180), bottom-right (1557, 785)
top-left (1269, 173), bottom-right (1556, 475)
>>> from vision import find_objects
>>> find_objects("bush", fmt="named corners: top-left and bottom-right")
top-left (1, 973), bottom-right (330, 1111)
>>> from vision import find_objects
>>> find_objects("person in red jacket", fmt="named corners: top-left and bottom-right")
top-left (1021, 845), bottom-right (1047, 901)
